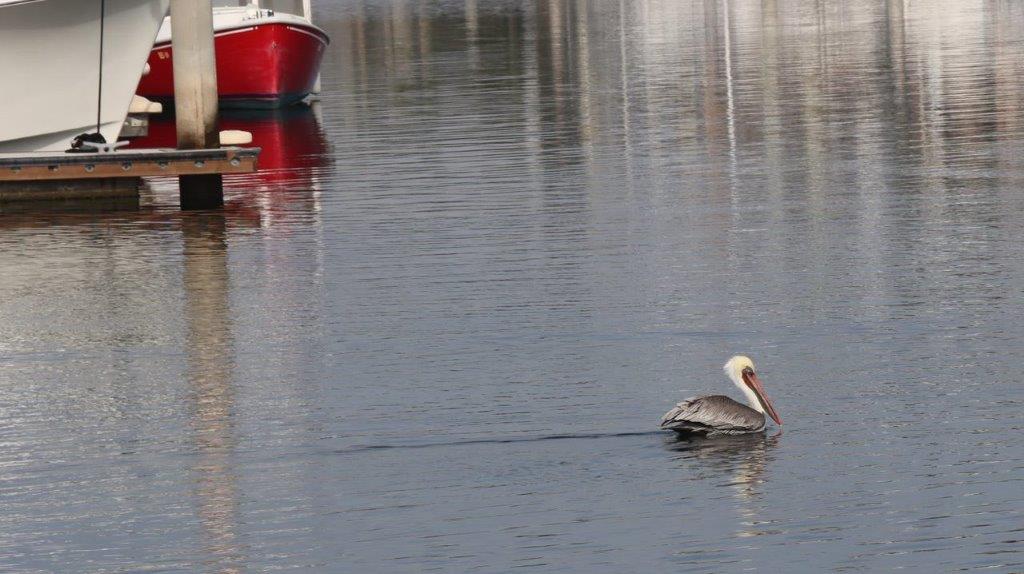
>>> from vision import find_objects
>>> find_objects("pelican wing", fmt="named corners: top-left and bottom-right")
top-left (660, 395), bottom-right (765, 434)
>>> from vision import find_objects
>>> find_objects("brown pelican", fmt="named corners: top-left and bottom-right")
top-left (661, 355), bottom-right (782, 435)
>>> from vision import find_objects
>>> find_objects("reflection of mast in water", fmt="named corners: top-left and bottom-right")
top-left (465, 0), bottom-right (480, 68)
top-left (665, 433), bottom-right (779, 538)
top-left (721, 0), bottom-right (738, 190)
top-left (182, 214), bottom-right (244, 572)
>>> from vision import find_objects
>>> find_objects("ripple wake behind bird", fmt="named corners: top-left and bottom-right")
top-left (334, 431), bottom-right (664, 455)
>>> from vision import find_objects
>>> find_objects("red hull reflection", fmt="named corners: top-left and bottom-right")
top-left (131, 106), bottom-right (329, 225)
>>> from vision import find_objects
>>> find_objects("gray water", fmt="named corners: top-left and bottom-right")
top-left (2, 0), bottom-right (1024, 571)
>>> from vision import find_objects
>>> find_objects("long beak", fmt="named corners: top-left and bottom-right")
top-left (745, 372), bottom-right (782, 426)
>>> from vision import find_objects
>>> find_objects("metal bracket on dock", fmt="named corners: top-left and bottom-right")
top-left (77, 140), bottom-right (130, 153)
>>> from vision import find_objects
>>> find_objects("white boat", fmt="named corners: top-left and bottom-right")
top-left (0, 0), bottom-right (170, 153)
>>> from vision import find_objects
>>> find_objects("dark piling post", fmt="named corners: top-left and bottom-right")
top-left (170, 0), bottom-right (223, 209)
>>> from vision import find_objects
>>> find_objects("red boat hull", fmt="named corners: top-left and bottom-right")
top-left (138, 22), bottom-right (328, 109)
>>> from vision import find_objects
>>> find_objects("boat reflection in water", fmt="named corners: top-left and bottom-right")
top-left (131, 104), bottom-right (330, 227)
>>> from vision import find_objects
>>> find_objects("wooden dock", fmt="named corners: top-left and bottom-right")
top-left (0, 147), bottom-right (258, 202)
top-left (2, 2), bottom-right (256, 210)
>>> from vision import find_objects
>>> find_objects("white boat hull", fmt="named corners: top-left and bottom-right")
top-left (0, 0), bottom-right (170, 153)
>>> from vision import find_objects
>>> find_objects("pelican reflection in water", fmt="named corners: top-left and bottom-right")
top-left (665, 432), bottom-right (781, 538)
top-left (661, 356), bottom-right (782, 436)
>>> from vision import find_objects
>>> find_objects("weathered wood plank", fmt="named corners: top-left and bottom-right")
top-left (0, 148), bottom-right (258, 182)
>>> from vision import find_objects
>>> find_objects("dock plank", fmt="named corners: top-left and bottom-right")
top-left (0, 147), bottom-right (259, 182)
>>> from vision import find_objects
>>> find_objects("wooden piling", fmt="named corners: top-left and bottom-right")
top-left (170, 0), bottom-right (223, 209)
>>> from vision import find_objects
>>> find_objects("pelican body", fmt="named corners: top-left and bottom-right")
top-left (661, 356), bottom-right (782, 435)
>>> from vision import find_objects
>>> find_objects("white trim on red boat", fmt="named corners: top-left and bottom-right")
top-left (152, 6), bottom-right (328, 48)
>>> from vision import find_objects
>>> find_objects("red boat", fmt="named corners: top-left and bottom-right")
top-left (137, 6), bottom-right (329, 109)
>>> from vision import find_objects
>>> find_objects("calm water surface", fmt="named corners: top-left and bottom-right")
top-left (2, 0), bottom-right (1024, 571)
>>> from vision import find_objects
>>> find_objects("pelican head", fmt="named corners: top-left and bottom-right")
top-left (724, 355), bottom-right (782, 426)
